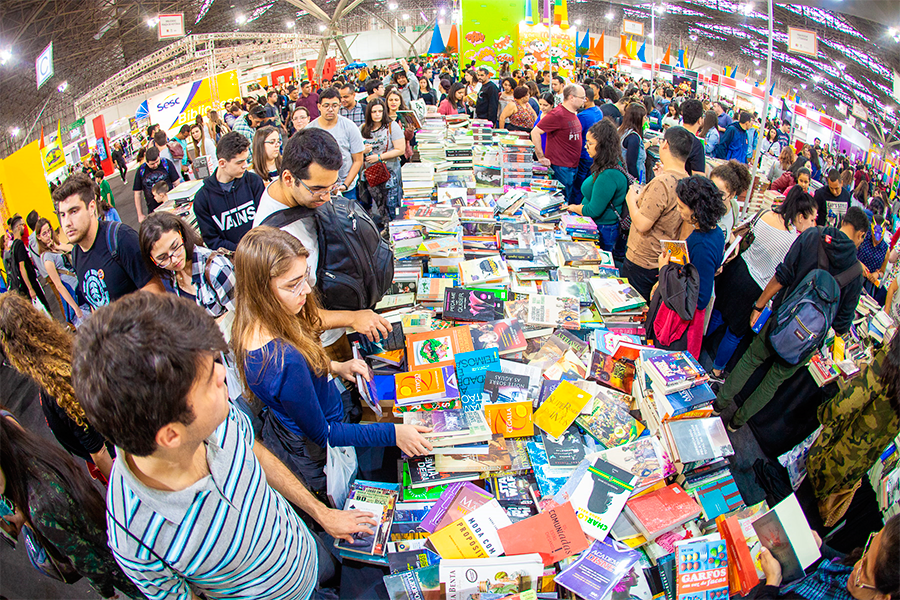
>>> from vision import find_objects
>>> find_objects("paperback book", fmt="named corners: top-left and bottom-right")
top-left (527, 295), bottom-right (581, 330)
top-left (425, 499), bottom-right (512, 559)
top-left (469, 319), bottom-right (527, 355)
top-left (554, 538), bottom-right (640, 600)
top-left (532, 380), bottom-right (593, 438)
top-left (394, 366), bottom-right (460, 406)
top-left (497, 501), bottom-right (589, 566)
top-left (336, 480), bottom-right (400, 559)
top-left (439, 554), bottom-right (544, 600)
top-left (567, 457), bottom-right (638, 541)
top-left (405, 326), bottom-right (475, 371)
top-left (541, 425), bottom-right (587, 468)
top-left (442, 288), bottom-right (504, 321)
top-left (675, 536), bottom-right (729, 600)
top-left (455, 348), bottom-right (501, 411)
top-left (587, 350), bottom-right (636, 394)
top-left (383, 564), bottom-right (441, 600)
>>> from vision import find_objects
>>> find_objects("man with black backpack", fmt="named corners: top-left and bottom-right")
top-left (252, 128), bottom-right (394, 353)
top-left (712, 207), bottom-right (868, 432)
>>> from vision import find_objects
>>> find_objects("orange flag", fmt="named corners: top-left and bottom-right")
top-left (662, 44), bottom-right (671, 65)
top-left (39, 125), bottom-right (45, 149)
top-left (588, 33), bottom-right (605, 62)
top-left (615, 34), bottom-right (630, 59)
top-left (446, 23), bottom-right (459, 53)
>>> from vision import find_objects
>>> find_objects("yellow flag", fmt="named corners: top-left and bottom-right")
top-left (41, 121), bottom-right (66, 173)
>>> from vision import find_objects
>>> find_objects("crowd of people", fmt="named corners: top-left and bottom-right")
top-left (0, 55), bottom-right (898, 600)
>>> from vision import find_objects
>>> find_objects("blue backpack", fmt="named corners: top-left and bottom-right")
top-left (768, 228), bottom-right (862, 365)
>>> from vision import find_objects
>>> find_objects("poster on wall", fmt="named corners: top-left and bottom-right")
top-left (147, 70), bottom-right (241, 134)
top-left (518, 23), bottom-right (576, 76)
top-left (787, 27), bottom-right (817, 57)
top-left (460, 0), bottom-right (519, 73)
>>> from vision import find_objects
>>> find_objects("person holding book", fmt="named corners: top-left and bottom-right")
top-left (806, 333), bottom-right (899, 526)
top-left (650, 176), bottom-right (726, 358)
top-left (707, 186), bottom-right (818, 384)
top-left (621, 126), bottom-right (693, 302)
top-left (712, 207), bottom-right (868, 432)
top-left (232, 227), bottom-right (433, 498)
top-left (755, 514), bottom-right (899, 600)
top-left (565, 119), bottom-right (629, 254)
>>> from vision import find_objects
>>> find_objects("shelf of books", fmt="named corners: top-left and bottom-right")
top-left (339, 112), bottom-right (898, 600)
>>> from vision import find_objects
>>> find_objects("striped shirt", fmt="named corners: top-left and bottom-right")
top-left (744, 215), bottom-right (799, 288)
top-left (106, 403), bottom-right (318, 600)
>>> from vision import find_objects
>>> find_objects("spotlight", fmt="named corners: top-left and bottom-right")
top-left (388, 2), bottom-right (398, 10)
top-left (689, 34), bottom-right (697, 41)
top-left (801, 83), bottom-right (807, 89)
top-left (57, 80), bottom-right (68, 92)
top-left (236, 14), bottom-right (246, 24)
top-left (707, 51), bottom-right (714, 56)
top-left (402, 13), bottom-right (409, 19)
top-left (605, 12), bottom-right (613, 20)
top-left (753, 59), bottom-right (760, 66)
top-left (286, 20), bottom-right (295, 28)
top-left (574, 19), bottom-right (582, 25)
top-left (0, 49), bottom-right (10, 64)
top-left (318, 23), bottom-right (327, 31)
top-left (439, 8), bottom-right (445, 15)
top-left (10, 127), bottom-right (20, 137)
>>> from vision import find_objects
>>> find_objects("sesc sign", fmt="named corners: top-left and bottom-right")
top-left (36, 42), bottom-right (54, 89)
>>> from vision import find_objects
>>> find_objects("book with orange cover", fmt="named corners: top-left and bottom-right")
top-left (405, 326), bottom-right (475, 371)
top-left (497, 501), bottom-right (589, 566)
top-left (394, 366), bottom-right (460, 406)
top-left (484, 400), bottom-right (534, 438)
top-left (716, 515), bottom-right (760, 597)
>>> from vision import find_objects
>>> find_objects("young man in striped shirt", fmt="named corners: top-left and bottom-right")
top-left (72, 292), bottom-right (377, 600)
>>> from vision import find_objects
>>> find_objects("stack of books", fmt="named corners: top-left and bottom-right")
top-left (560, 214), bottom-right (599, 241)
top-left (471, 119), bottom-right (494, 145)
top-left (500, 135), bottom-right (534, 188)
top-left (401, 163), bottom-right (435, 205)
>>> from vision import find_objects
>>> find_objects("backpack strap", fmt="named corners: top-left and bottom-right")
top-left (258, 205), bottom-right (317, 229)
top-left (106, 221), bottom-right (122, 263)
top-left (817, 226), bottom-right (863, 288)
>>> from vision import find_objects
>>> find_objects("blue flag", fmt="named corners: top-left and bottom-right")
top-left (636, 42), bottom-right (646, 62)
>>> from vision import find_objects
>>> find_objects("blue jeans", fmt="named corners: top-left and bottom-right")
top-left (552, 165), bottom-right (578, 204)
top-left (707, 309), bottom-right (744, 372)
top-left (570, 157), bottom-right (593, 205)
top-left (597, 223), bottom-right (619, 253)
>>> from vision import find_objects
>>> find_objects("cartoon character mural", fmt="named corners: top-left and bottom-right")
top-left (460, 0), bottom-right (521, 73)
top-left (517, 23), bottom-right (576, 76)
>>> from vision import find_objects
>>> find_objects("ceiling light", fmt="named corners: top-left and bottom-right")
top-left (753, 59), bottom-right (760, 66)
top-left (318, 23), bottom-right (327, 31)
top-left (388, 2), bottom-right (398, 10)
top-left (707, 51), bottom-right (714, 56)
top-left (689, 34), bottom-right (697, 41)
top-left (755, 69), bottom-right (761, 75)
top-left (887, 106), bottom-right (895, 114)
top-left (655, 5), bottom-right (665, 15)
top-left (286, 20), bottom-right (294, 28)
top-left (439, 8), bottom-right (445, 15)
top-left (836, 61), bottom-right (845, 70)
top-left (801, 83), bottom-right (807, 89)
top-left (57, 81), bottom-right (68, 92)
top-left (0, 49), bottom-right (10, 65)
top-left (402, 13), bottom-right (410, 19)
top-left (10, 127), bottom-right (20, 137)
top-left (605, 12), bottom-right (614, 20)
top-left (574, 19), bottom-right (582, 25)
top-left (236, 14), bottom-right (246, 24)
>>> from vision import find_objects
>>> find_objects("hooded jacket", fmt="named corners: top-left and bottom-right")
top-left (193, 169), bottom-right (265, 251)
top-left (773, 226), bottom-right (863, 334)
top-left (714, 121), bottom-right (749, 163)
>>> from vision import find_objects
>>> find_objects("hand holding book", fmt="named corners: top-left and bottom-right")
top-left (395, 424), bottom-right (435, 456)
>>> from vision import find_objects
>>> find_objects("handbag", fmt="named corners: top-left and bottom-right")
top-left (733, 208), bottom-right (769, 255)
top-left (325, 434), bottom-right (358, 510)
top-left (22, 522), bottom-right (81, 584)
top-left (364, 160), bottom-right (391, 187)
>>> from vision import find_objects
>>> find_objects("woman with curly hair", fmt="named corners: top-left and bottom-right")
top-left (766, 144), bottom-right (795, 182)
top-left (650, 175), bottom-right (727, 358)
top-left (565, 119), bottom-right (630, 253)
top-left (0, 293), bottom-right (112, 479)
top-left (806, 332), bottom-right (899, 526)
top-left (710, 159), bottom-right (752, 234)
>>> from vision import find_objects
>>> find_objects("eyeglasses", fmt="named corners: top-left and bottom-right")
top-left (854, 532), bottom-right (878, 592)
top-left (299, 178), bottom-right (341, 200)
top-left (320, 103), bottom-right (340, 111)
top-left (277, 267), bottom-right (312, 296)
top-left (153, 240), bottom-right (184, 268)
top-left (264, 139), bottom-right (281, 146)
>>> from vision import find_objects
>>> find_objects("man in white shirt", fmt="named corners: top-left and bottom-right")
top-left (305, 88), bottom-right (365, 201)
top-left (252, 128), bottom-right (390, 351)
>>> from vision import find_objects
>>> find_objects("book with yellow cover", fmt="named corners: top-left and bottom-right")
top-left (425, 499), bottom-right (511, 559)
top-left (484, 400), bottom-right (534, 438)
top-left (394, 366), bottom-right (460, 407)
top-left (405, 326), bottom-right (475, 371)
top-left (532, 380), bottom-right (593, 438)
top-left (661, 240), bottom-right (690, 265)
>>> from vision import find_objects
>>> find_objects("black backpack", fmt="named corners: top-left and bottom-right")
top-left (260, 195), bottom-right (394, 311)
top-left (3, 245), bottom-right (22, 293)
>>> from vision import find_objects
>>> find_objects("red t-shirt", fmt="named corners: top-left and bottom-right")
top-left (538, 105), bottom-right (582, 169)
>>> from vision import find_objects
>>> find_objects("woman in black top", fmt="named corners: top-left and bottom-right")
top-left (418, 77), bottom-right (437, 106)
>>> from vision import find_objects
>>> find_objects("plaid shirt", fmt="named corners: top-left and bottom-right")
top-left (340, 102), bottom-right (366, 126)
top-left (230, 115), bottom-right (256, 159)
top-left (779, 558), bottom-right (853, 600)
top-left (169, 246), bottom-right (235, 318)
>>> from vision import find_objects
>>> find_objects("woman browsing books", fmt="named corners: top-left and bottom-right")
top-left (232, 228), bottom-right (433, 498)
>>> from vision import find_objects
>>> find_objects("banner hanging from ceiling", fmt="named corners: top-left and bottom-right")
top-left (460, 0), bottom-right (519, 72)
top-left (518, 23), bottom-right (576, 76)
top-left (148, 70), bottom-right (241, 133)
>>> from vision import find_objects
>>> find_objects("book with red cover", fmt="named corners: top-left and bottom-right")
top-left (717, 515), bottom-right (760, 597)
top-left (623, 483), bottom-right (702, 539)
top-left (497, 501), bottom-right (589, 566)
top-left (405, 326), bottom-right (475, 371)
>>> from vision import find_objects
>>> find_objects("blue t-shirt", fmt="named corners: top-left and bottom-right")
top-left (72, 220), bottom-right (153, 309)
top-left (687, 226), bottom-right (726, 311)
top-left (577, 106), bottom-right (604, 161)
top-left (245, 339), bottom-right (395, 448)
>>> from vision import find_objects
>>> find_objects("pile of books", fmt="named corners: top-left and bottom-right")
top-left (471, 119), bottom-right (494, 145)
top-left (500, 135), bottom-right (534, 188)
top-left (559, 214), bottom-right (599, 241)
top-left (401, 163), bottom-right (435, 205)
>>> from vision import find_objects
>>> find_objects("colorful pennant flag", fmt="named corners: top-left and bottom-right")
top-left (662, 44), bottom-right (671, 65)
top-left (525, 0), bottom-right (534, 25)
top-left (637, 42), bottom-right (646, 62)
top-left (677, 48), bottom-right (685, 68)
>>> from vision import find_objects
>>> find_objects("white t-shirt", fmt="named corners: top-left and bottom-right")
top-left (306, 115), bottom-right (365, 188)
top-left (253, 182), bottom-right (344, 347)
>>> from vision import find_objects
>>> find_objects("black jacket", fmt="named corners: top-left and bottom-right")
top-left (773, 226), bottom-right (863, 334)
top-left (193, 169), bottom-right (265, 251)
top-left (475, 80), bottom-right (500, 127)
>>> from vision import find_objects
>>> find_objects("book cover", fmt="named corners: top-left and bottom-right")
top-left (558, 241), bottom-right (612, 265)
top-left (426, 499), bottom-right (512, 559)
top-left (387, 548), bottom-right (441, 574)
top-left (404, 457), bottom-right (479, 489)
top-left (394, 366), bottom-right (460, 406)
top-left (568, 457), bottom-right (638, 541)
top-left (455, 348), bottom-right (501, 411)
top-left (417, 278), bottom-right (456, 303)
top-left (439, 554), bottom-right (544, 600)
top-left (527, 295), bottom-right (581, 330)
top-left (533, 380), bottom-right (593, 438)
top-left (555, 538), bottom-right (641, 600)
top-left (716, 515), bottom-right (760, 596)
top-left (525, 438), bottom-right (571, 499)
top-left (383, 564), bottom-right (442, 600)
top-left (351, 323), bottom-right (407, 355)
top-left (482, 371), bottom-right (531, 404)
top-left (576, 393), bottom-right (646, 448)
top-left (490, 472), bottom-right (538, 506)
top-left (750, 494), bottom-right (821, 583)
top-left (661, 240), bottom-right (690, 266)
top-left (645, 352), bottom-right (708, 393)
top-left (587, 350), bottom-right (636, 395)
top-left (406, 326), bottom-right (475, 371)
top-left (352, 343), bottom-right (383, 418)
top-left (428, 482), bottom-right (495, 534)
top-left (625, 484), bottom-right (702, 540)
top-left (469, 319), bottom-right (527, 355)
top-left (597, 437), bottom-right (670, 489)
top-left (485, 400), bottom-right (534, 438)
top-left (420, 482), bottom-right (489, 533)
top-left (675, 537), bottom-right (728, 600)
top-left (541, 425), bottom-right (587, 468)
top-left (542, 349), bottom-right (589, 381)
top-left (498, 501), bottom-right (589, 566)
top-left (426, 410), bottom-right (493, 447)
top-left (690, 471), bottom-right (745, 521)
top-left (434, 434), bottom-right (513, 472)
top-left (402, 409), bottom-right (470, 438)
top-left (666, 418), bottom-right (734, 464)
top-left (442, 288), bottom-right (503, 322)
top-left (337, 480), bottom-right (400, 556)
top-left (459, 255), bottom-right (509, 286)
top-left (543, 281), bottom-right (592, 306)
top-left (660, 383), bottom-right (717, 418)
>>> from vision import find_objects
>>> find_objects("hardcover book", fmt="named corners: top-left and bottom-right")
top-left (442, 288), bottom-right (503, 321)
top-left (405, 326), bottom-right (475, 371)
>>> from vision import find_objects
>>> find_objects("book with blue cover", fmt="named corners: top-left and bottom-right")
top-left (675, 536), bottom-right (729, 600)
top-left (555, 538), bottom-right (640, 600)
top-left (455, 348), bottom-right (501, 411)
top-left (526, 438), bottom-right (572, 498)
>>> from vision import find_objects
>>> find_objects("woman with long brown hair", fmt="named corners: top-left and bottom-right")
top-left (34, 217), bottom-right (84, 325)
top-left (189, 122), bottom-right (217, 160)
top-left (767, 144), bottom-right (796, 182)
top-left (0, 293), bottom-right (112, 479)
top-left (619, 102), bottom-right (647, 182)
top-left (250, 125), bottom-right (282, 183)
top-left (231, 228), bottom-right (432, 497)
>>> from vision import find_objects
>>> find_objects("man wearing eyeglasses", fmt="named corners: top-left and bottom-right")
top-left (253, 128), bottom-right (391, 348)
top-left (531, 84), bottom-right (585, 204)
top-left (306, 88), bottom-right (365, 201)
